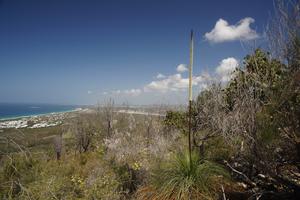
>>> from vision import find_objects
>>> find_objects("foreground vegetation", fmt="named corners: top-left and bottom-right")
top-left (0, 1), bottom-right (299, 199)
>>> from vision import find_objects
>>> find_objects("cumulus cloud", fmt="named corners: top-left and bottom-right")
top-left (105, 58), bottom-right (238, 99)
top-left (215, 57), bottom-right (239, 82)
top-left (205, 17), bottom-right (259, 43)
top-left (144, 73), bottom-right (210, 93)
top-left (176, 64), bottom-right (188, 72)
top-left (156, 73), bottom-right (166, 79)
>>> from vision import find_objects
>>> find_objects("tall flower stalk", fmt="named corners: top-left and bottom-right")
top-left (188, 30), bottom-right (194, 168)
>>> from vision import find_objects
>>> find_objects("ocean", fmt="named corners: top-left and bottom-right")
top-left (0, 103), bottom-right (78, 120)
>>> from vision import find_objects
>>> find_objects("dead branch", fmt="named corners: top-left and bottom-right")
top-left (223, 160), bottom-right (257, 187)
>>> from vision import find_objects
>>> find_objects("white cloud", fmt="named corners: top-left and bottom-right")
top-left (87, 90), bottom-right (93, 94)
top-left (205, 17), bottom-right (259, 43)
top-left (104, 58), bottom-right (237, 101)
top-left (215, 57), bottom-right (239, 82)
top-left (156, 73), bottom-right (166, 79)
top-left (176, 64), bottom-right (188, 73)
top-left (107, 89), bottom-right (141, 96)
top-left (123, 89), bottom-right (142, 96)
top-left (144, 73), bottom-right (211, 93)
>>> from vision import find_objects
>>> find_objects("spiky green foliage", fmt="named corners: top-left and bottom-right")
top-left (137, 151), bottom-right (229, 200)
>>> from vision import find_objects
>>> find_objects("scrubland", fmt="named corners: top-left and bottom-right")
top-left (0, 1), bottom-right (300, 199)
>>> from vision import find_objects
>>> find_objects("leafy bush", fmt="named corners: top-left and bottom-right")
top-left (164, 111), bottom-right (187, 132)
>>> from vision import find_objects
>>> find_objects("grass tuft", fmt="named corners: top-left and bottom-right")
top-left (137, 151), bottom-right (229, 200)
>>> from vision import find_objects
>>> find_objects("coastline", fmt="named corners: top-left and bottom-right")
top-left (0, 107), bottom-right (82, 122)
top-left (0, 108), bottom-right (85, 129)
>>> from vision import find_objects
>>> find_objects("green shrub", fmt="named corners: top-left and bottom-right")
top-left (164, 111), bottom-right (186, 131)
top-left (110, 160), bottom-right (141, 196)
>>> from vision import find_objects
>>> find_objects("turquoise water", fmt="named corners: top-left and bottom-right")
top-left (0, 103), bottom-right (78, 120)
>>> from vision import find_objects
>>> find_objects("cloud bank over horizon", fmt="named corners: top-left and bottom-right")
top-left (100, 57), bottom-right (239, 103)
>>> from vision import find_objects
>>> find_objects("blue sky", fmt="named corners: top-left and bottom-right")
top-left (0, 0), bottom-right (274, 105)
